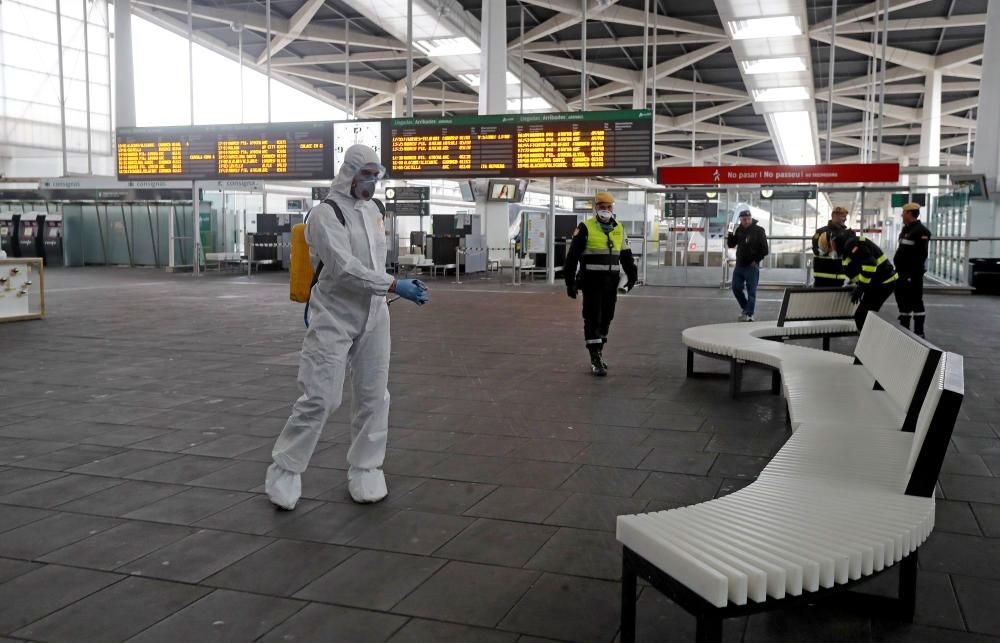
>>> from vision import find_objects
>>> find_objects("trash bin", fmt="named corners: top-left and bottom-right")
top-left (969, 258), bottom-right (1000, 294)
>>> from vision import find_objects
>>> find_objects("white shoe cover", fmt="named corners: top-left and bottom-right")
top-left (348, 467), bottom-right (388, 504)
top-left (265, 463), bottom-right (301, 510)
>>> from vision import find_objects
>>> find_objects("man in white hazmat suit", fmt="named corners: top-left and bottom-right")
top-left (265, 144), bottom-right (428, 509)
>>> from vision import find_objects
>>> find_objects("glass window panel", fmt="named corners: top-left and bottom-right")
top-left (3, 68), bottom-right (61, 108)
top-left (2, 3), bottom-right (58, 39)
top-left (3, 34), bottom-right (60, 75)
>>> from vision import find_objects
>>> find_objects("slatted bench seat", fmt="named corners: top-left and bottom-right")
top-left (684, 288), bottom-right (859, 398)
top-left (618, 326), bottom-right (964, 642)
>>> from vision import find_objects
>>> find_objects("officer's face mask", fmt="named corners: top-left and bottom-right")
top-left (596, 204), bottom-right (613, 223)
top-left (350, 163), bottom-right (385, 201)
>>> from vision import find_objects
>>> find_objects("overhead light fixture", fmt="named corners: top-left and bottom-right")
top-left (413, 36), bottom-right (480, 57)
top-left (728, 16), bottom-right (802, 40)
top-left (769, 110), bottom-right (817, 165)
top-left (753, 86), bottom-right (810, 102)
top-left (741, 57), bottom-right (806, 75)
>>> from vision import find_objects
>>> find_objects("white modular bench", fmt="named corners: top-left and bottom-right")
top-left (618, 316), bottom-right (964, 643)
top-left (685, 288), bottom-right (859, 398)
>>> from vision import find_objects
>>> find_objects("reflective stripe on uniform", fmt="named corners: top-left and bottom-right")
top-left (899, 239), bottom-right (916, 246)
top-left (585, 339), bottom-right (603, 345)
top-left (876, 254), bottom-right (887, 265)
top-left (883, 273), bottom-right (898, 284)
top-left (584, 264), bottom-right (621, 271)
top-left (856, 274), bottom-right (872, 283)
top-left (813, 272), bottom-right (845, 279)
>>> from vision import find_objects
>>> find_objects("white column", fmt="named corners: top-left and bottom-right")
top-left (477, 0), bottom-right (509, 260)
top-left (917, 71), bottom-right (942, 188)
top-left (632, 84), bottom-right (644, 109)
top-left (970, 0), bottom-right (1000, 257)
top-left (113, 0), bottom-right (136, 128)
top-left (390, 93), bottom-right (404, 118)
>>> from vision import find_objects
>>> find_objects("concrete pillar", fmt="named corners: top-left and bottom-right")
top-left (478, 0), bottom-right (507, 116)
top-left (391, 93), bottom-right (404, 118)
top-left (917, 71), bottom-right (942, 188)
top-left (632, 84), bottom-right (644, 109)
top-left (477, 0), bottom-right (509, 260)
top-left (113, 0), bottom-right (136, 128)
top-left (970, 1), bottom-right (1000, 259)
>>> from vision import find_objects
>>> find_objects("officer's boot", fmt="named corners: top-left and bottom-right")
top-left (913, 314), bottom-right (925, 337)
top-left (898, 314), bottom-right (911, 330)
top-left (589, 346), bottom-right (607, 377)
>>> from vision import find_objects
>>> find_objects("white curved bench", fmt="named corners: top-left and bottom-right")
top-left (619, 316), bottom-right (964, 643)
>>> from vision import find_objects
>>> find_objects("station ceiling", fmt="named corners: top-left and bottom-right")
top-left (131, 0), bottom-right (986, 168)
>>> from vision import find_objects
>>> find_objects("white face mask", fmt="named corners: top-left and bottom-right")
top-left (596, 208), bottom-right (613, 223)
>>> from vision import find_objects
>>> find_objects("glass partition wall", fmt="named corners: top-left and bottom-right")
top-left (641, 184), bottom-right (973, 288)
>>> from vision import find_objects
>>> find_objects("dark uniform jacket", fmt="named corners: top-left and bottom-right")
top-left (726, 220), bottom-right (769, 267)
top-left (841, 235), bottom-right (898, 289)
top-left (894, 220), bottom-right (931, 275)
top-left (812, 220), bottom-right (847, 281)
top-left (564, 218), bottom-right (638, 288)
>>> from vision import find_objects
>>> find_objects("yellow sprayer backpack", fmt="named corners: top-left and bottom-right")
top-left (290, 198), bottom-right (385, 324)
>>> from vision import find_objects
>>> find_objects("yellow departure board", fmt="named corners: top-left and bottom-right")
top-left (382, 110), bottom-right (651, 179)
top-left (116, 121), bottom-right (333, 181)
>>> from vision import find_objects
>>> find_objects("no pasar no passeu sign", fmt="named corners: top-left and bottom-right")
top-left (658, 163), bottom-right (900, 185)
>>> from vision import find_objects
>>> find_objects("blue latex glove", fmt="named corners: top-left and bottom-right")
top-left (394, 279), bottom-right (428, 305)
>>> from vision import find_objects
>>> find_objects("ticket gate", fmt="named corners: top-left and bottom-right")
top-left (39, 214), bottom-right (64, 266)
top-left (17, 213), bottom-right (39, 258)
top-left (0, 213), bottom-right (15, 256)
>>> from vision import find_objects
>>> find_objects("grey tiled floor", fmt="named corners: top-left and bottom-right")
top-left (1, 267), bottom-right (999, 642)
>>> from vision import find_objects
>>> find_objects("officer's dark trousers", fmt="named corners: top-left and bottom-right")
top-left (581, 272), bottom-right (619, 354)
top-left (855, 281), bottom-right (895, 330)
top-left (813, 277), bottom-right (845, 288)
top-left (894, 272), bottom-right (925, 333)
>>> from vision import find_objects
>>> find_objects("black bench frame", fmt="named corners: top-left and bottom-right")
top-left (625, 341), bottom-right (964, 642)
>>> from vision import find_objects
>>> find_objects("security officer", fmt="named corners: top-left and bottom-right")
top-left (812, 206), bottom-right (849, 287)
top-left (564, 191), bottom-right (638, 376)
top-left (893, 202), bottom-right (931, 336)
top-left (831, 230), bottom-right (898, 330)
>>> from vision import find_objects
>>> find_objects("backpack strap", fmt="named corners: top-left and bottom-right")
top-left (307, 199), bottom-right (347, 299)
top-left (372, 197), bottom-right (386, 216)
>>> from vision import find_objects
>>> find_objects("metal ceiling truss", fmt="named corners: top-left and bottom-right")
top-left (128, 0), bottom-right (984, 168)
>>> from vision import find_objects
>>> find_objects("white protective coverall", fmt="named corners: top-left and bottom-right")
top-left (266, 145), bottom-right (394, 508)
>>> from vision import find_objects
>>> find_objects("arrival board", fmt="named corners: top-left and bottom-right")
top-left (116, 121), bottom-right (334, 181)
top-left (382, 110), bottom-right (652, 179)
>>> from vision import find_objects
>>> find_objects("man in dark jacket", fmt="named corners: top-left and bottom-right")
top-left (893, 202), bottom-right (931, 336)
top-left (831, 230), bottom-right (898, 330)
top-left (726, 209), bottom-right (768, 321)
top-left (812, 206), bottom-right (849, 287)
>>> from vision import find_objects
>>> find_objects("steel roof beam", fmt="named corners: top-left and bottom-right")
top-left (132, 0), bottom-right (405, 50)
top-left (518, 52), bottom-right (641, 83)
top-left (811, 0), bottom-right (934, 31)
top-left (524, 34), bottom-right (723, 52)
top-left (269, 51), bottom-right (410, 67)
top-left (256, 0), bottom-right (325, 65)
top-left (824, 13), bottom-right (986, 34)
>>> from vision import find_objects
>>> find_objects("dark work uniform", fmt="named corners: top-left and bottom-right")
top-left (812, 221), bottom-right (847, 287)
top-left (840, 235), bottom-right (898, 330)
top-left (893, 219), bottom-right (931, 335)
top-left (564, 216), bottom-right (638, 356)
